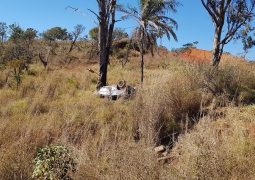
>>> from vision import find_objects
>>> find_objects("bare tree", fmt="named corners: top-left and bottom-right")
top-left (201, 0), bottom-right (255, 66)
top-left (90, 0), bottom-right (117, 89)
top-left (68, 24), bottom-right (85, 53)
top-left (38, 48), bottom-right (51, 69)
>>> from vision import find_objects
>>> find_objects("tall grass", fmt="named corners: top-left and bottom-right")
top-left (0, 56), bottom-right (255, 179)
top-left (168, 106), bottom-right (255, 179)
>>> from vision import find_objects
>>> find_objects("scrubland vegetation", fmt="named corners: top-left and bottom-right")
top-left (1, 0), bottom-right (255, 179)
top-left (1, 45), bottom-right (255, 179)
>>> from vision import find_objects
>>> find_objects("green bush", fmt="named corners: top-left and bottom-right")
top-left (32, 145), bottom-right (76, 180)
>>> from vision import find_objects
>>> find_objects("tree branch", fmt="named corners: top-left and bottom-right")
top-left (201, 0), bottom-right (219, 25)
top-left (88, 9), bottom-right (100, 20)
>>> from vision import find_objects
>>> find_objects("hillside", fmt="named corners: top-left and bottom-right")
top-left (1, 50), bottom-right (255, 179)
top-left (171, 47), bottom-right (247, 64)
top-left (1, 0), bottom-right (255, 178)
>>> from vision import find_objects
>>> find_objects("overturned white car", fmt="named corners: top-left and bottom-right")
top-left (96, 80), bottom-right (136, 100)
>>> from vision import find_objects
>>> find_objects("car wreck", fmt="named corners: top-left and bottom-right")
top-left (96, 80), bottom-right (136, 100)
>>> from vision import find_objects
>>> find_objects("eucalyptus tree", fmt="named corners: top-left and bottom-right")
top-left (201, 0), bottom-right (255, 66)
top-left (118, 0), bottom-right (178, 83)
top-left (238, 22), bottom-right (255, 58)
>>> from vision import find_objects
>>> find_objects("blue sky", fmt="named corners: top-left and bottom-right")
top-left (0, 0), bottom-right (254, 60)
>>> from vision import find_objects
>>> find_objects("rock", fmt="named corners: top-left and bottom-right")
top-left (154, 145), bottom-right (165, 153)
top-left (162, 151), bottom-right (168, 157)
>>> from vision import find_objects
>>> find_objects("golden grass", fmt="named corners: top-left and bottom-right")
top-left (0, 54), bottom-right (255, 179)
top-left (168, 106), bottom-right (255, 179)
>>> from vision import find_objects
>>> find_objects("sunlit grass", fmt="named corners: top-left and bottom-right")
top-left (0, 52), bottom-right (255, 179)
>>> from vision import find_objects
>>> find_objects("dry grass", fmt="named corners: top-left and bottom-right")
top-left (168, 106), bottom-right (255, 180)
top-left (0, 53), bottom-right (255, 179)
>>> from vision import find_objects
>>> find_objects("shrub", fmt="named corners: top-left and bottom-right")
top-left (32, 145), bottom-right (76, 180)
top-left (202, 64), bottom-right (255, 106)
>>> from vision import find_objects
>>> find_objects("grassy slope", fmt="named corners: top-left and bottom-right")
top-left (0, 50), bottom-right (255, 179)
top-left (167, 105), bottom-right (255, 179)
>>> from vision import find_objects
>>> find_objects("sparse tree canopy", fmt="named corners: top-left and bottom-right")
top-left (89, 27), bottom-right (99, 41)
top-left (89, 27), bottom-right (128, 41)
top-left (201, 0), bottom-right (255, 66)
top-left (70, 24), bottom-right (85, 41)
top-left (42, 27), bottom-right (69, 42)
top-left (23, 28), bottom-right (37, 41)
top-left (118, 0), bottom-right (179, 83)
top-left (112, 28), bottom-right (128, 41)
top-left (0, 22), bottom-right (8, 43)
top-left (68, 24), bottom-right (86, 53)
top-left (8, 25), bottom-right (37, 45)
top-left (238, 24), bottom-right (255, 57)
top-left (9, 24), bottom-right (24, 43)
top-left (23, 28), bottom-right (37, 53)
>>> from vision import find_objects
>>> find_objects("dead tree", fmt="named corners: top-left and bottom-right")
top-left (90, 0), bottom-right (117, 89)
top-left (201, 0), bottom-right (255, 66)
top-left (38, 48), bottom-right (50, 69)
top-left (68, 24), bottom-right (85, 53)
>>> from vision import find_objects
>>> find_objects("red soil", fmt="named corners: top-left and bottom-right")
top-left (172, 48), bottom-right (212, 64)
top-left (170, 48), bottom-right (247, 64)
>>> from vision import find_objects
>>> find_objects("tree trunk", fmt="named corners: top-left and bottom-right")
top-left (68, 40), bottom-right (76, 53)
top-left (97, 1), bottom-right (108, 89)
top-left (105, 0), bottom-right (116, 65)
top-left (27, 40), bottom-right (31, 55)
top-left (97, 0), bottom-right (116, 89)
top-left (212, 26), bottom-right (223, 66)
top-left (140, 31), bottom-right (144, 83)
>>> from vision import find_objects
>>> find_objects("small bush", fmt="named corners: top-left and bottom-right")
top-left (202, 64), bottom-right (255, 106)
top-left (27, 69), bottom-right (38, 76)
top-left (32, 145), bottom-right (76, 180)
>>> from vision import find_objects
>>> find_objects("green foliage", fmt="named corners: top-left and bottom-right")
top-left (6, 59), bottom-right (27, 89)
top-left (239, 25), bottom-right (255, 53)
top-left (182, 41), bottom-right (199, 48)
top-left (172, 41), bottom-right (199, 54)
top-left (9, 24), bottom-right (24, 43)
top-left (0, 22), bottom-right (8, 42)
top-left (112, 28), bottom-right (129, 41)
top-left (42, 27), bottom-right (70, 42)
top-left (89, 27), bottom-right (128, 41)
top-left (1, 24), bottom-right (36, 68)
top-left (0, 63), bottom-right (5, 70)
top-left (32, 145), bottom-right (76, 180)
top-left (23, 28), bottom-right (37, 43)
top-left (8, 24), bottom-right (37, 45)
top-left (119, 0), bottom-right (178, 42)
top-left (118, 0), bottom-right (179, 82)
top-left (89, 27), bottom-right (99, 41)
